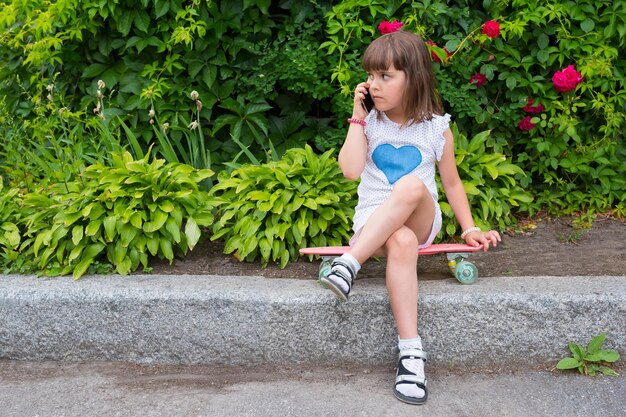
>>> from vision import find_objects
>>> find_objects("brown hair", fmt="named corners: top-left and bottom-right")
top-left (362, 30), bottom-right (443, 125)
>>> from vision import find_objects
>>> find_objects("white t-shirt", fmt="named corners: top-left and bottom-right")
top-left (352, 111), bottom-right (451, 239)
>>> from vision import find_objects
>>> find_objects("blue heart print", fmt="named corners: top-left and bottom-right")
top-left (372, 144), bottom-right (422, 184)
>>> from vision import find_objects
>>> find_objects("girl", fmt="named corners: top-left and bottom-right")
top-left (322, 30), bottom-right (501, 405)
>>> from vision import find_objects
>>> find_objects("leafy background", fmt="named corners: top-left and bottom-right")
top-left (0, 0), bottom-right (623, 275)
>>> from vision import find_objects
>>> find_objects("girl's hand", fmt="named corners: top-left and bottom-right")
top-left (464, 230), bottom-right (501, 251)
top-left (352, 82), bottom-right (371, 120)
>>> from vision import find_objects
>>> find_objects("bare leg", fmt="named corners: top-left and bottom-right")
top-left (349, 176), bottom-right (435, 265)
top-left (322, 176), bottom-right (435, 300)
top-left (385, 226), bottom-right (420, 339)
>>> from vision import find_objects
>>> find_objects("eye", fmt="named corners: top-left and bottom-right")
top-left (382, 74), bottom-right (391, 80)
top-left (367, 73), bottom-right (374, 80)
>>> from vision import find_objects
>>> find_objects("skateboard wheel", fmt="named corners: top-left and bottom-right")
top-left (318, 258), bottom-right (334, 288)
top-left (454, 261), bottom-right (478, 284)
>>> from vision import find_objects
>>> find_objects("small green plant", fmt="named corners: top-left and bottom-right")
top-left (556, 333), bottom-right (621, 376)
top-left (210, 145), bottom-right (357, 268)
top-left (557, 229), bottom-right (586, 244)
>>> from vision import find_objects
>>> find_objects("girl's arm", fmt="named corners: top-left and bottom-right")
top-left (438, 129), bottom-right (501, 250)
top-left (338, 82), bottom-right (370, 180)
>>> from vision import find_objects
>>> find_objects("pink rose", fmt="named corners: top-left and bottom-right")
top-left (482, 20), bottom-right (501, 38)
top-left (523, 98), bottom-right (545, 114)
top-left (518, 116), bottom-right (536, 131)
top-left (552, 65), bottom-right (583, 93)
top-left (378, 20), bottom-right (404, 34)
top-left (469, 73), bottom-right (487, 86)
top-left (426, 41), bottom-right (452, 63)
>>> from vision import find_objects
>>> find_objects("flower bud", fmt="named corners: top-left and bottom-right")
top-left (98, 80), bottom-right (105, 89)
top-left (196, 100), bottom-right (202, 112)
top-left (188, 120), bottom-right (199, 130)
top-left (190, 90), bottom-right (199, 101)
top-left (148, 109), bottom-right (156, 118)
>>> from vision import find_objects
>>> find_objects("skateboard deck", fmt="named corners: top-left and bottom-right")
top-left (299, 243), bottom-right (482, 256)
top-left (300, 243), bottom-right (483, 284)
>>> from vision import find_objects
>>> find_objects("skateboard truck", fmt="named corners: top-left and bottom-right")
top-left (446, 252), bottom-right (478, 284)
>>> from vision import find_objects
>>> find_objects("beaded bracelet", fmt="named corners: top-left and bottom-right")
top-left (460, 226), bottom-right (481, 239)
top-left (347, 118), bottom-right (366, 126)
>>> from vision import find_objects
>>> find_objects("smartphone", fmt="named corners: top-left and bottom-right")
top-left (362, 89), bottom-right (374, 112)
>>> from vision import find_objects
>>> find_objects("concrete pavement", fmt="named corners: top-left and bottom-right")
top-left (1, 360), bottom-right (624, 417)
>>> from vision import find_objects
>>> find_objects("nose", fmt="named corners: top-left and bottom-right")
top-left (369, 77), bottom-right (380, 91)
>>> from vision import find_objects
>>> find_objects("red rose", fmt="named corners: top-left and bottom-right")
top-left (469, 73), bottom-right (487, 86)
top-left (518, 116), bottom-right (536, 131)
top-left (426, 41), bottom-right (451, 63)
top-left (523, 98), bottom-right (545, 114)
top-left (482, 20), bottom-right (501, 38)
top-left (552, 65), bottom-right (583, 93)
top-left (378, 20), bottom-right (404, 34)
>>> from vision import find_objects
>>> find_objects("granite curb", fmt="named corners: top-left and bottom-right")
top-left (1, 274), bottom-right (624, 368)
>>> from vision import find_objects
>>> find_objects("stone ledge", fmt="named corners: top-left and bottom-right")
top-left (1, 274), bottom-right (624, 367)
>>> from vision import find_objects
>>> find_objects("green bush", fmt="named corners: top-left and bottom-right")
top-left (210, 145), bottom-right (357, 268)
top-left (439, 124), bottom-right (533, 237)
top-left (0, 0), bottom-right (338, 166)
top-left (6, 151), bottom-right (215, 278)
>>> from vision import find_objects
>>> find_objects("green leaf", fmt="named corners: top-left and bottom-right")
top-left (117, 12), bottom-right (133, 36)
top-left (119, 223), bottom-right (138, 247)
top-left (86, 220), bottom-right (102, 237)
top-left (103, 216), bottom-right (117, 242)
top-left (134, 10), bottom-right (150, 33)
top-left (116, 257), bottom-right (133, 275)
top-left (599, 366), bottom-right (619, 376)
top-left (146, 236), bottom-right (159, 255)
top-left (71, 226), bottom-right (84, 246)
top-left (463, 183), bottom-right (480, 195)
top-left (33, 230), bottom-right (52, 256)
top-left (569, 343), bottom-right (585, 361)
top-left (587, 333), bottom-right (605, 354)
top-left (165, 217), bottom-right (181, 243)
top-left (580, 18), bottom-right (595, 33)
top-left (84, 242), bottom-right (106, 259)
top-left (185, 217), bottom-right (201, 250)
top-left (159, 238), bottom-right (174, 260)
top-left (154, 0), bottom-right (170, 18)
top-left (114, 240), bottom-right (128, 264)
top-left (596, 350), bottom-right (620, 363)
top-left (556, 357), bottom-right (581, 370)
top-left (73, 257), bottom-right (94, 279)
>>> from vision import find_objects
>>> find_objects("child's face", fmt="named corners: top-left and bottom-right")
top-left (367, 64), bottom-right (406, 117)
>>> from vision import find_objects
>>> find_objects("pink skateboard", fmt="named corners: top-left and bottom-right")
top-left (299, 243), bottom-right (483, 284)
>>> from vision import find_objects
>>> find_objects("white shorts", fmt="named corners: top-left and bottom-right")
top-left (349, 203), bottom-right (442, 249)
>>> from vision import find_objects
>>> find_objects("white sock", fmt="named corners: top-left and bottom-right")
top-left (396, 336), bottom-right (426, 399)
top-left (326, 253), bottom-right (360, 292)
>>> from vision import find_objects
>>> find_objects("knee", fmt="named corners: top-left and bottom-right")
top-left (386, 228), bottom-right (419, 258)
top-left (392, 176), bottom-right (428, 204)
